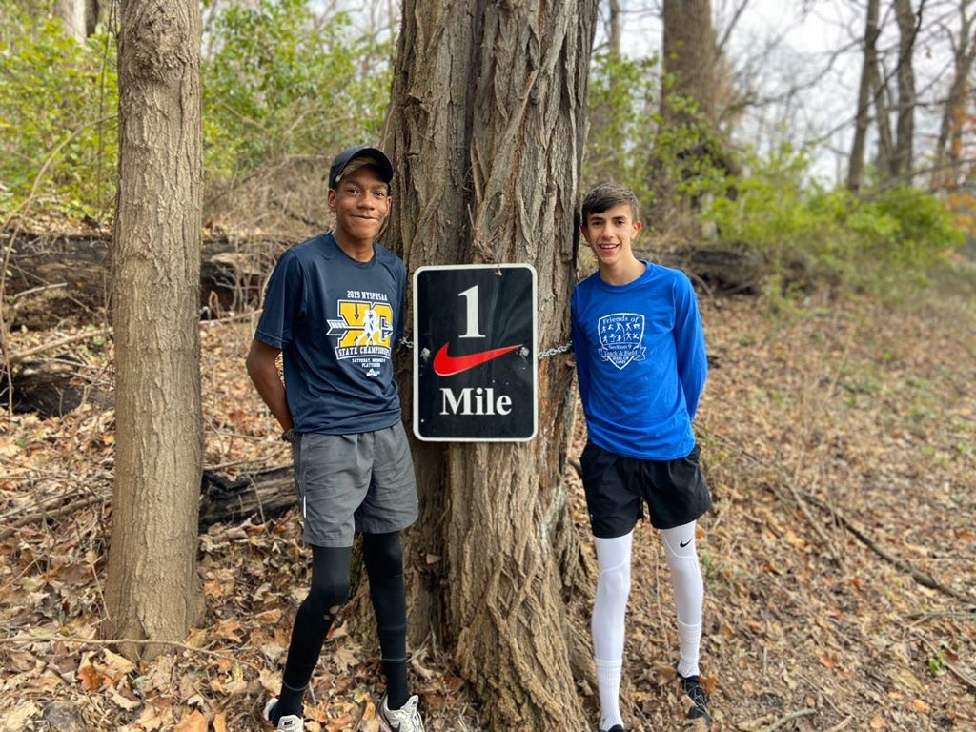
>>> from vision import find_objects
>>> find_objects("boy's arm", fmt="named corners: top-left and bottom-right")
top-left (247, 250), bottom-right (302, 433)
top-left (245, 339), bottom-right (293, 432)
top-left (674, 275), bottom-right (708, 420)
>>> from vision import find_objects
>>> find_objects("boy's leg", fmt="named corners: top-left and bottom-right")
top-left (592, 531), bottom-right (634, 732)
top-left (270, 431), bottom-right (370, 724)
top-left (363, 530), bottom-right (409, 709)
top-left (660, 520), bottom-right (703, 678)
top-left (579, 442), bottom-right (642, 731)
top-left (270, 544), bottom-right (354, 723)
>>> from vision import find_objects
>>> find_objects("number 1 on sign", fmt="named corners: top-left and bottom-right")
top-left (458, 286), bottom-right (484, 338)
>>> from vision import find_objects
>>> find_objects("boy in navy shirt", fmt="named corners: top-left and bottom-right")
top-left (246, 146), bottom-right (425, 732)
top-left (571, 183), bottom-right (712, 729)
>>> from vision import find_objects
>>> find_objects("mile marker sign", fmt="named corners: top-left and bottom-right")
top-left (413, 264), bottom-right (537, 441)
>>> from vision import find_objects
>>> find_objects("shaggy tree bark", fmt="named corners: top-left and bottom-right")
top-left (383, 1), bottom-right (598, 728)
top-left (103, 0), bottom-right (205, 659)
top-left (848, 0), bottom-right (882, 192)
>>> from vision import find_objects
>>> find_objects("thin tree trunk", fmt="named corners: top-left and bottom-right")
top-left (104, 0), bottom-right (205, 660)
top-left (869, 57), bottom-right (895, 177)
top-left (54, 0), bottom-right (98, 41)
top-left (932, 0), bottom-right (975, 191)
top-left (848, 0), bottom-right (881, 192)
top-left (609, 0), bottom-right (621, 59)
top-left (383, 1), bottom-right (598, 728)
top-left (892, 0), bottom-right (919, 183)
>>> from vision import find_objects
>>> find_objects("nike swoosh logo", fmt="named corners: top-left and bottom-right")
top-left (432, 343), bottom-right (521, 376)
top-left (680, 538), bottom-right (692, 548)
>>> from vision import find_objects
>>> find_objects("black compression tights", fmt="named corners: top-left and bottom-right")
top-left (363, 531), bottom-right (409, 709)
top-left (272, 533), bottom-right (410, 722)
top-left (273, 545), bottom-right (352, 722)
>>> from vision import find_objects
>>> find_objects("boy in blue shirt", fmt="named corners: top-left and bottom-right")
top-left (571, 183), bottom-right (712, 730)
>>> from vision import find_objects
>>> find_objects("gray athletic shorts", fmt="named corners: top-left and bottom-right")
top-left (292, 421), bottom-right (418, 547)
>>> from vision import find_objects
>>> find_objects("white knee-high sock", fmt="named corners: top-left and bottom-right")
top-left (592, 531), bottom-right (633, 731)
top-left (661, 521), bottom-right (704, 678)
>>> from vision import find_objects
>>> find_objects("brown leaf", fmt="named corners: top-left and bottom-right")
top-left (174, 709), bottom-right (209, 732)
top-left (255, 608), bottom-right (283, 624)
top-left (1, 702), bottom-right (39, 730)
top-left (212, 712), bottom-right (227, 732)
top-left (77, 663), bottom-right (106, 691)
top-left (213, 617), bottom-right (242, 641)
top-left (101, 648), bottom-right (136, 677)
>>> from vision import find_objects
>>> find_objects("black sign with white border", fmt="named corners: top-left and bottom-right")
top-left (413, 264), bottom-right (538, 441)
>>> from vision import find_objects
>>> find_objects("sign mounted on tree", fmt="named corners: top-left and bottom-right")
top-left (413, 264), bottom-right (537, 441)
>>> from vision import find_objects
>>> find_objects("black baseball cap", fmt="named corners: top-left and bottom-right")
top-left (328, 145), bottom-right (394, 190)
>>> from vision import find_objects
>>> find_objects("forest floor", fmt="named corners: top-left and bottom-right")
top-left (1, 274), bottom-right (974, 731)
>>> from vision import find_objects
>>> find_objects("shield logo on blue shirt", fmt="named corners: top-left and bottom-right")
top-left (597, 313), bottom-right (646, 370)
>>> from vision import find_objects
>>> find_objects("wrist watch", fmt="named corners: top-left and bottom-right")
top-left (281, 428), bottom-right (296, 443)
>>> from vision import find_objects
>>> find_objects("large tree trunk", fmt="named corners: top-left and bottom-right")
top-left (848, 0), bottom-right (881, 192)
top-left (892, 0), bottom-right (919, 183)
top-left (103, 0), bottom-right (205, 660)
top-left (662, 0), bottom-right (717, 128)
top-left (383, 1), bottom-right (598, 728)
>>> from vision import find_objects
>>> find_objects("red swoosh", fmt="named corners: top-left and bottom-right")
top-left (432, 343), bottom-right (521, 376)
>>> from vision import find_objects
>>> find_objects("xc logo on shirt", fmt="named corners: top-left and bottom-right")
top-left (327, 300), bottom-right (394, 348)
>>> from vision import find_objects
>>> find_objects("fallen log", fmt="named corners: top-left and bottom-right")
top-left (643, 246), bottom-right (765, 295)
top-left (2, 231), bottom-right (289, 329)
top-left (198, 464), bottom-right (297, 529)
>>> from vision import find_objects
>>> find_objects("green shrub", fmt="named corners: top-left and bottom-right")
top-left (204, 0), bottom-right (391, 183)
top-left (702, 145), bottom-right (965, 291)
top-left (0, 7), bottom-right (118, 218)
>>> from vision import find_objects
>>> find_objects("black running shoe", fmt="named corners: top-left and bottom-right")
top-left (679, 673), bottom-right (711, 722)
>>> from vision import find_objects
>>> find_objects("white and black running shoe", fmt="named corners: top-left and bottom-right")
top-left (262, 698), bottom-right (303, 732)
top-left (380, 694), bottom-right (425, 732)
top-left (678, 673), bottom-right (711, 722)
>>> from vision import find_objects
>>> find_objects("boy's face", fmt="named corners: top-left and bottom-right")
top-left (328, 165), bottom-right (391, 243)
top-left (581, 203), bottom-right (641, 268)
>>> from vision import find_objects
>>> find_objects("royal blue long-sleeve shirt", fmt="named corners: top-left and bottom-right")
top-left (570, 261), bottom-right (708, 459)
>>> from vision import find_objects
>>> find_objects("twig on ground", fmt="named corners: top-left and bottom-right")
top-left (824, 716), bottom-right (853, 732)
top-left (701, 427), bottom-right (973, 605)
top-left (0, 634), bottom-right (263, 672)
top-left (0, 492), bottom-right (109, 540)
top-left (8, 327), bottom-right (111, 365)
top-left (762, 708), bottom-right (817, 731)
top-left (9, 282), bottom-right (68, 302)
top-left (802, 491), bottom-right (973, 605)
top-left (918, 638), bottom-right (976, 691)
top-left (906, 610), bottom-right (976, 627)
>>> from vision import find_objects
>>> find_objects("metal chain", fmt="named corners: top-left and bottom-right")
top-left (399, 337), bottom-right (571, 359)
top-left (538, 341), bottom-right (573, 358)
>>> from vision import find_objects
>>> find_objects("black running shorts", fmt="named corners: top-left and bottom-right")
top-left (579, 441), bottom-right (712, 537)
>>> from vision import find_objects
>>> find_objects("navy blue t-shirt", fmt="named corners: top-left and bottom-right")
top-left (255, 233), bottom-right (406, 435)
